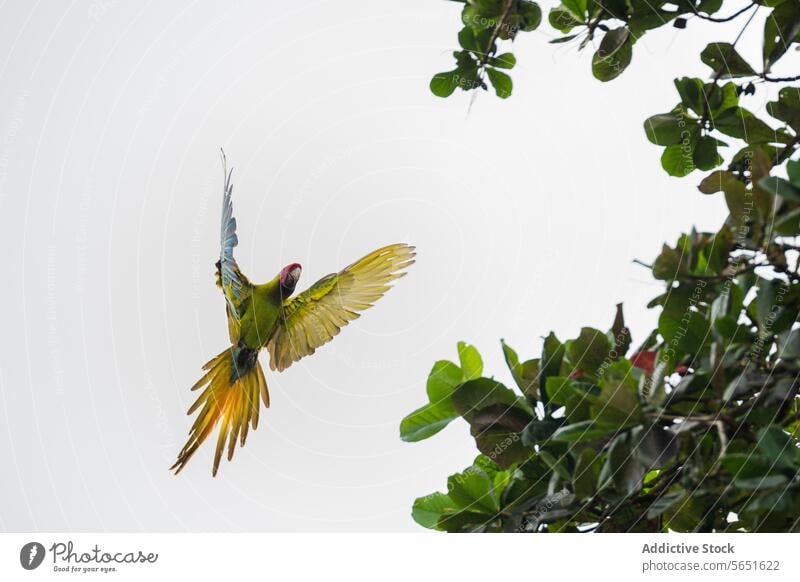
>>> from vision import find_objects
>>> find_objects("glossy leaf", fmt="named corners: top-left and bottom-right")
top-left (700, 42), bottom-right (755, 78)
top-left (592, 27), bottom-right (633, 82)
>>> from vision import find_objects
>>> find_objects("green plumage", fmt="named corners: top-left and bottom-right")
top-left (172, 151), bottom-right (415, 476)
top-left (237, 277), bottom-right (283, 350)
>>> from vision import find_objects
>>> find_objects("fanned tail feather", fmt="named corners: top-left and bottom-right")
top-left (171, 345), bottom-right (269, 476)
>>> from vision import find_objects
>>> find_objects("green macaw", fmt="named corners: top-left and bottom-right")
top-left (172, 152), bottom-right (415, 476)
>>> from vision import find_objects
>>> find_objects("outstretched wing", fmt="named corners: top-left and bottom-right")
top-left (267, 243), bottom-right (415, 372)
top-left (214, 150), bottom-right (251, 341)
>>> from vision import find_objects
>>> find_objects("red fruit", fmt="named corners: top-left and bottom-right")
top-left (630, 351), bottom-right (657, 374)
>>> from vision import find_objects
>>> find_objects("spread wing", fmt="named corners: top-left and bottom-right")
top-left (267, 243), bottom-right (415, 372)
top-left (214, 150), bottom-right (251, 341)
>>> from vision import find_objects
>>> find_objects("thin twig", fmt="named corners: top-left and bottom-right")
top-left (691, 3), bottom-right (756, 24)
top-left (761, 74), bottom-right (800, 83)
top-left (731, 4), bottom-right (759, 48)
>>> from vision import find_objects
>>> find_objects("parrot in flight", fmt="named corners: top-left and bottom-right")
top-left (171, 151), bottom-right (415, 476)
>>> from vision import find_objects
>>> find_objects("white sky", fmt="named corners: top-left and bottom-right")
top-left (0, 0), bottom-right (790, 531)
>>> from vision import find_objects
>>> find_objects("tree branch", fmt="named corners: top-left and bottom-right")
top-left (477, 0), bottom-right (515, 67)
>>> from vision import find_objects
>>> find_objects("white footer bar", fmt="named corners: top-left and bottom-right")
top-left (1, 533), bottom-right (797, 581)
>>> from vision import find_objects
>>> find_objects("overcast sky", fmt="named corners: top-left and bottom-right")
top-left (0, 1), bottom-right (784, 531)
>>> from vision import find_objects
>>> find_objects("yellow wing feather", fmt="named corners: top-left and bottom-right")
top-left (171, 346), bottom-right (268, 476)
top-left (267, 243), bottom-right (416, 372)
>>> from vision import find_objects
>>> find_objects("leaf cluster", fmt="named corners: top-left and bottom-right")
top-left (412, 0), bottom-right (800, 533)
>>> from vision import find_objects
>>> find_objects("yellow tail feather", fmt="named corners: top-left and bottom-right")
top-left (171, 346), bottom-right (269, 476)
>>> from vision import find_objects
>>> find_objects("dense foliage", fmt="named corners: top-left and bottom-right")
top-left (402, 0), bottom-right (800, 532)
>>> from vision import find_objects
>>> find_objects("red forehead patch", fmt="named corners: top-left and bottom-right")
top-left (280, 263), bottom-right (302, 283)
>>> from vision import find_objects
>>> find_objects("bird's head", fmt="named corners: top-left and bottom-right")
top-left (279, 263), bottom-right (302, 296)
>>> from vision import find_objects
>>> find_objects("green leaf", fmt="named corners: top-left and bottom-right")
top-left (659, 309), bottom-right (709, 357)
top-left (610, 302), bottom-right (631, 356)
top-left (538, 449), bottom-right (572, 481)
top-left (426, 360), bottom-right (463, 411)
top-left (551, 420), bottom-right (620, 442)
top-left (652, 243), bottom-right (688, 280)
top-left (662, 495), bottom-right (704, 532)
top-left (412, 493), bottom-right (458, 529)
top-left (457, 27), bottom-right (481, 52)
top-left (592, 27), bottom-right (633, 82)
top-left (674, 77), bottom-right (705, 115)
top-left (549, 33), bottom-right (580, 44)
top-left (723, 371), bottom-right (763, 402)
top-left (764, 1), bottom-right (800, 70)
top-left (473, 453), bottom-right (502, 479)
top-left (561, 0), bottom-right (587, 20)
top-left (713, 107), bottom-right (785, 144)
top-left (549, 6), bottom-right (581, 32)
top-left (766, 87), bottom-right (800, 132)
top-left (763, 377), bottom-right (799, 406)
top-left (703, 226), bottom-right (734, 274)
top-left (646, 489), bottom-right (686, 519)
top-left (736, 474), bottom-right (789, 490)
top-left (501, 339), bottom-right (521, 377)
top-left (789, 159), bottom-right (800, 185)
top-left (447, 468), bottom-right (499, 513)
top-left (697, 0), bottom-right (723, 13)
top-left (468, 404), bottom-right (533, 467)
top-left (546, 376), bottom-right (599, 407)
top-left (488, 53), bottom-right (516, 69)
top-left (437, 510), bottom-right (492, 532)
top-left (775, 206), bottom-right (800, 236)
top-left (452, 378), bottom-right (518, 420)
top-left (400, 402), bottom-right (459, 442)
top-left (709, 81), bottom-right (740, 116)
top-left (540, 332), bottom-right (565, 402)
top-left (463, 5), bottom-right (500, 33)
top-left (632, 425), bottom-right (679, 469)
top-left (430, 70), bottom-right (460, 98)
top-left (644, 110), bottom-right (691, 146)
top-left (485, 67), bottom-right (512, 98)
top-left (567, 327), bottom-right (612, 376)
top-left (602, 433), bottom-right (646, 496)
top-left (659, 286), bottom-right (712, 355)
top-left (758, 176), bottom-right (800, 202)
top-left (591, 361), bottom-right (642, 428)
top-left (700, 42), bottom-right (755, 78)
top-left (573, 447), bottom-right (601, 500)
top-left (756, 426), bottom-right (797, 470)
top-left (629, 7), bottom-right (677, 35)
top-left (501, 340), bottom-right (540, 398)
top-left (753, 277), bottom-right (793, 332)
top-left (661, 141), bottom-right (696, 177)
top-left (430, 50), bottom-right (482, 98)
top-left (457, 342), bottom-right (483, 380)
top-left (778, 328), bottom-right (800, 360)
top-left (698, 170), bottom-right (740, 194)
top-left (692, 135), bottom-right (723, 171)
top-left (517, 1), bottom-right (542, 32)
top-left (521, 417), bottom-right (564, 445)
top-left (721, 174), bottom-right (749, 223)
top-left (721, 452), bottom-right (774, 479)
